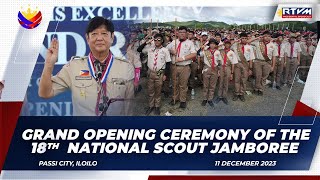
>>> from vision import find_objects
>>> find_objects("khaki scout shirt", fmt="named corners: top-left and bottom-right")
top-left (167, 39), bottom-right (197, 66)
top-left (200, 49), bottom-right (223, 68)
top-left (301, 43), bottom-right (315, 56)
top-left (284, 42), bottom-right (302, 58)
top-left (51, 56), bottom-right (135, 116)
top-left (231, 43), bottom-right (255, 62)
top-left (223, 50), bottom-right (238, 65)
top-left (127, 40), bottom-right (142, 68)
top-left (147, 46), bottom-right (171, 71)
top-left (251, 40), bottom-right (278, 61)
top-left (273, 42), bottom-right (287, 59)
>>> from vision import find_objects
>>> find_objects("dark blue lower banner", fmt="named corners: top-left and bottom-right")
top-left (3, 116), bottom-right (320, 170)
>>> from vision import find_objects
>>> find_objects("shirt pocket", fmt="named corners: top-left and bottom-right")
top-left (158, 52), bottom-right (166, 65)
top-left (72, 80), bottom-right (94, 101)
top-left (107, 78), bottom-right (127, 99)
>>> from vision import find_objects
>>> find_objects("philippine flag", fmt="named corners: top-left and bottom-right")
top-left (80, 70), bottom-right (90, 76)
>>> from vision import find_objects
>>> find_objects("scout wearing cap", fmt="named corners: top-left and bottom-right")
top-left (39, 17), bottom-right (136, 116)
top-left (196, 31), bottom-right (209, 85)
top-left (200, 38), bottom-right (222, 107)
top-left (283, 33), bottom-right (302, 86)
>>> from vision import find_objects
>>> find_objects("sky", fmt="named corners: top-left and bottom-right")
top-left (149, 6), bottom-right (277, 25)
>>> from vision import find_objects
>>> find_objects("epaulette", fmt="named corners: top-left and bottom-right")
top-left (70, 56), bottom-right (87, 61)
top-left (114, 56), bottom-right (129, 63)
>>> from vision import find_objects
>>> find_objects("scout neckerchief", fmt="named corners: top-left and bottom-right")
top-left (222, 49), bottom-right (230, 69)
top-left (259, 41), bottom-right (271, 61)
top-left (290, 43), bottom-right (294, 58)
top-left (277, 42), bottom-right (281, 56)
top-left (176, 39), bottom-right (185, 57)
top-left (87, 51), bottom-right (114, 116)
top-left (209, 49), bottom-right (217, 70)
top-left (236, 43), bottom-right (249, 67)
top-left (153, 46), bottom-right (162, 71)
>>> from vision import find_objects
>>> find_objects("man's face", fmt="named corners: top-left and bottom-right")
top-left (215, 36), bottom-right (221, 42)
top-left (154, 37), bottom-right (163, 47)
top-left (290, 37), bottom-right (296, 43)
top-left (188, 32), bottom-right (194, 40)
top-left (225, 43), bottom-right (231, 49)
top-left (277, 36), bottom-right (283, 42)
top-left (297, 36), bottom-right (301, 42)
top-left (130, 32), bottom-right (138, 40)
top-left (263, 34), bottom-right (271, 42)
top-left (178, 29), bottom-right (187, 40)
top-left (209, 43), bottom-right (216, 49)
top-left (86, 25), bottom-right (114, 54)
top-left (307, 39), bottom-right (312, 45)
top-left (241, 37), bottom-right (248, 44)
top-left (202, 35), bottom-right (208, 41)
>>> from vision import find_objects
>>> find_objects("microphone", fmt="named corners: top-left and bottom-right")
top-left (94, 60), bottom-right (102, 79)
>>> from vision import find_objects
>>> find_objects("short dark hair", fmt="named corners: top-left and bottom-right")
top-left (178, 26), bottom-right (188, 32)
top-left (215, 33), bottom-right (221, 37)
top-left (86, 16), bottom-right (114, 35)
top-left (273, 33), bottom-right (283, 39)
top-left (208, 38), bottom-right (219, 46)
top-left (239, 32), bottom-right (248, 38)
top-left (154, 33), bottom-right (164, 41)
top-left (188, 30), bottom-right (195, 34)
top-left (262, 30), bottom-right (271, 35)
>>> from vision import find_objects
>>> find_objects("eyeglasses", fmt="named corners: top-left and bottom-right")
top-left (154, 38), bottom-right (162, 41)
top-left (171, 35), bottom-right (176, 37)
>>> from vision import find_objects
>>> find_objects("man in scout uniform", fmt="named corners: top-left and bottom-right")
top-left (283, 33), bottom-right (302, 86)
top-left (141, 33), bottom-right (171, 115)
top-left (295, 34), bottom-right (305, 83)
top-left (300, 37), bottom-right (315, 81)
top-left (127, 30), bottom-right (142, 94)
top-left (250, 31), bottom-right (277, 95)
top-left (214, 40), bottom-right (238, 105)
top-left (39, 16), bottom-right (136, 116)
top-left (273, 33), bottom-right (287, 90)
top-left (197, 32), bottom-right (209, 85)
top-left (188, 30), bottom-right (200, 93)
top-left (215, 33), bottom-right (225, 50)
top-left (167, 26), bottom-right (197, 109)
top-left (231, 32), bottom-right (254, 102)
top-left (200, 39), bottom-right (222, 107)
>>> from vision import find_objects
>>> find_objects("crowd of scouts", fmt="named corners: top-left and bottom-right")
top-left (126, 25), bottom-right (317, 115)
